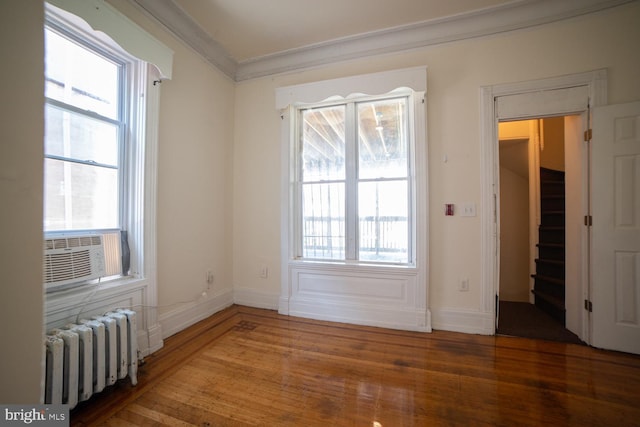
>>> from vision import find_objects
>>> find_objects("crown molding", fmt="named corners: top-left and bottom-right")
top-left (130, 0), bottom-right (237, 79)
top-left (130, 0), bottom-right (633, 82)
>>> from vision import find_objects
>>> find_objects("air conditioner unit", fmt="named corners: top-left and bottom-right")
top-left (44, 235), bottom-right (106, 290)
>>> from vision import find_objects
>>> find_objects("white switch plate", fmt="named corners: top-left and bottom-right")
top-left (260, 264), bottom-right (269, 278)
top-left (460, 202), bottom-right (476, 217)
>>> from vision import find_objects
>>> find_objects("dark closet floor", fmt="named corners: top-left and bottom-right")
top-left (497, 301), bottom-right (584, 344)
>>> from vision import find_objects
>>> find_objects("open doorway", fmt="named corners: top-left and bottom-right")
top-left (496, 117), bottom-right (583, 344)
top-left (482, 70), bottom-right (608, 347)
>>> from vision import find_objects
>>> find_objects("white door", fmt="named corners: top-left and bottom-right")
top-left (591, 101), bottom-right (640, 354)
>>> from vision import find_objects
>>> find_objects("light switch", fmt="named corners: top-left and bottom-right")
top-left (460, 202), bottom-right (476, 217)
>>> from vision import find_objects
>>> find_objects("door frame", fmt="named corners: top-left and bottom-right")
top-left (480, 69), bottom-right (607, 342)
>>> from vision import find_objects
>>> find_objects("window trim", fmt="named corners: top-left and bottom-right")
top-left (47, 0), bottom-right (172, 80)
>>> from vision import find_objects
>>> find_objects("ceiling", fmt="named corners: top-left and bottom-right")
top-left (171, 0), bottom-right (510, 62)
top-left (130, 0), bottom-right (632, 81)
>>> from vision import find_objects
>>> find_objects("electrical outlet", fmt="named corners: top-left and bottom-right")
top-left (459, 278), bottom-right (469, 292)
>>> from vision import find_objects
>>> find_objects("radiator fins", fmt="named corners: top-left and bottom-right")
top-left (43, 309), bottom-right (138, 409)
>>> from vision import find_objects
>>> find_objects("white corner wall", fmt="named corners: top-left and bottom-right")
top-left (106, 0), bottom-right (237, 337)
top-left (233, 2), bottom-right (640, 334)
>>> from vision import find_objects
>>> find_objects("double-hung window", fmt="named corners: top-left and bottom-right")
top-left (41, 1), bottom-right (171, 291)
top-left (44, 23), bottom-right (124, 233)
top-left (295, 92), bottom-right (418, 265)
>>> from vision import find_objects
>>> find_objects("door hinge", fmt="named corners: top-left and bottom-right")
top-left (584, 299), bottom-right (593, 312)
top-left (584, 215), bottom-right (593, 226)
top-left (584, 128), bottom-right (592, 142)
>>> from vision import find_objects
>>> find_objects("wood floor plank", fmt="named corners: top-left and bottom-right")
top-left (70, 305), bottom-right (640, 426)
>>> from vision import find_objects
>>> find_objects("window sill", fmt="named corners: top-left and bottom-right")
top-left (45, 275), bottom-right (149, 328)
top-left (288, 259), bottom-right (418, 274)
top-left (46, 274), bottom-right (144, 296)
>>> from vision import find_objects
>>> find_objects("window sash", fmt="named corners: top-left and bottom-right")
top-left (44, 24), bottom-right (122, 120)
top-left (44, 101), bottom-right (123, 167)
top-left (43, 19), bottom-right (127, 234)
top-left (295, 94), bottom-right (413, 264)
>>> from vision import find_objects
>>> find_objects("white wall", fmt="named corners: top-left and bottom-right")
top-left (232, 78), bottom-right (282, 307)
top-left (540, 117), bottom-right (565, 171)
top-left (0, 1), bottom-right (45, 403)
top-left (233, 2), bottom-right (640, 331)
top-left (107, 0), bottom-right (237, 333)
top-left (499, 143), bottom-right (530, 302)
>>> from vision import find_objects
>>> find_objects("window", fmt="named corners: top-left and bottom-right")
top-left (44, 24), bottom-right (124, 232)
top-left (297, 95), bottom-right (413, 264)
top-left (43, 0), bottom-right (172, 354)
top-left (42, 2), bottom-right (171, 291)
top-left (277, 68), bottom-right (428, 330)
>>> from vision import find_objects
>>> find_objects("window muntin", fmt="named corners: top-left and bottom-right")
top-left (43, 25), bottom-right (125, 233)
top-left (297, 95), bottom-right (413, 265)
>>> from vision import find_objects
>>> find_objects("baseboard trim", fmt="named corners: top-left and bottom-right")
top-left (278, 296), bottom-right (289, 315)
top-left (159, 289), bottom-right (234, 339)
top-left (233, 287), bottom-right (279, 310)
top-left (160, 288), bottom-right (492, 336)
top-left (289, 298), bottom-right (431, 332)
top-left (144, 324), bottom-right (164, 356)
top-left (431, 307), bottom-right (495, 335)
top-left (235, 289), bottom-right (431, 332)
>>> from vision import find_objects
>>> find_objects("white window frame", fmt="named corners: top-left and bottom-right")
top-left (292, 92), bottom-right (417, 265)
top-left (276, 67), bottom-right (430, 332)
top-left (44, 15), bottom-right (129, 235)
top-left (44, 0), bottom-right (172, 356)
top-left (44, 6), bottom-right (146, 288)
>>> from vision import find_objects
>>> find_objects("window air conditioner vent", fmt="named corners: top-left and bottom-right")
top-left (44, 235), bottom-right (106, 289)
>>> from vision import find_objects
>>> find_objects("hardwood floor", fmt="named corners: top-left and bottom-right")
top-left (71, 305), bottom-right (640, 426)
